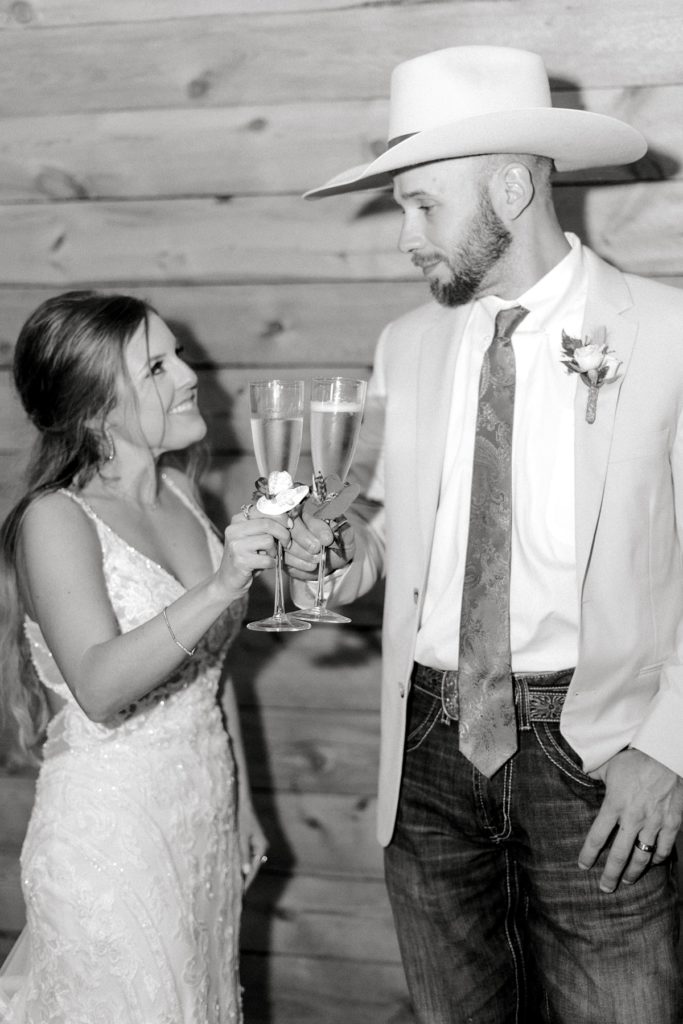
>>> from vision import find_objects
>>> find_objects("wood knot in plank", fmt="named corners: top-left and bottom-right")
top-left (297, 742), bottom-right (331, 775)
top-left (9, 1), bottom-right (33, 24)
top-left (37, 168), bottom-right (89, 201)
top-left (187, 72), bottom-right (215, 100)
top-left (260, 320), bottom-right (284, 340)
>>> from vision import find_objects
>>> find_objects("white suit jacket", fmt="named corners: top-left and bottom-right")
top-left (315, 247), bottom-right (683, 846)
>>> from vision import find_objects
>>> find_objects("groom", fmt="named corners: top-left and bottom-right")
top-left (287, 46), bottom-right (683, 1022)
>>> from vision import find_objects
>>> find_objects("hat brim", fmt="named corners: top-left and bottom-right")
top-left (303, 108), bottom-right (647, 199)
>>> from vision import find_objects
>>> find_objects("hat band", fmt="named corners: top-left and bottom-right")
top-left (387, 132), bottom-right (416, 148)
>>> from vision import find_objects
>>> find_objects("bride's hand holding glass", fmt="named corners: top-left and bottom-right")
top-left (215, 511), bottom-right (292, 602)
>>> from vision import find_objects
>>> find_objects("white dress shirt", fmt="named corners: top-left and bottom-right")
top-left (415, 232), bottom-right (588, 672)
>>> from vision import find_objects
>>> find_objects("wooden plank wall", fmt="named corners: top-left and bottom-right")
top-left (0, 2), bottom-right (682, 1021)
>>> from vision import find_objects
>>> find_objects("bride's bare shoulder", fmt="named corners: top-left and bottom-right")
top-left (19, 489), bottom-right (100, 557)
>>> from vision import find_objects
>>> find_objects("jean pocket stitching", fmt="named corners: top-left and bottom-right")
top-left (533, 723), bottom-right (595, 788)
top-left (405, 695), bottom-right (441, 752)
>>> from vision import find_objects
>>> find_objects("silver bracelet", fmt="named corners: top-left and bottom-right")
top-left (162, 606), bottom-right (196, 657)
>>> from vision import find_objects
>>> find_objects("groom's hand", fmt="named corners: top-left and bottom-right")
top-left (283, 506), bottom-right (355, 580)
top-left (578, 748), bottom-right (683, 893)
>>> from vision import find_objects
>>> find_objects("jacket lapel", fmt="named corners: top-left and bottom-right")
top-left (574, 250), bottom-right (637, 591)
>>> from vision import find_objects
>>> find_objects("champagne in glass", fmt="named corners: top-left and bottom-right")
top-left (298, 377), bottom-right (367, 624)
top-left (247, 379), bottom-right (310, 632)
top-left (251, 415), bottom-right (302, 481)
top-left (310, 398), bottom-right (364, 483)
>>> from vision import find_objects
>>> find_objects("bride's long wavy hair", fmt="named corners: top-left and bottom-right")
top-left (0, 291), bottom-right (205, 765)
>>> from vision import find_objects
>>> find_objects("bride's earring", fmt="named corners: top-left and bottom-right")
top-left (103, 427), bottom-right (116, 462)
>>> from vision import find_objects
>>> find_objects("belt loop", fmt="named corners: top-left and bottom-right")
top-left (515, 676), bottom-right (532, 731)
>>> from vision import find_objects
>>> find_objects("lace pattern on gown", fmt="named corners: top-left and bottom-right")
top-left (2, 476), bottom-right (248, 1024)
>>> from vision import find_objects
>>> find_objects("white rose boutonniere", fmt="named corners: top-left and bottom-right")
top-left (254, 471), bottom-right (309, 515)
top-left (560, 326), bottom-right (622, 423)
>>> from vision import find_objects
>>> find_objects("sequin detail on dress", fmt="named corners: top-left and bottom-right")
top-left (2, 477), bottom-right (247, 1023)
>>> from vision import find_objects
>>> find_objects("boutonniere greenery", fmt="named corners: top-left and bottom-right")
top-left (560, 326), bottom-right (621, 424)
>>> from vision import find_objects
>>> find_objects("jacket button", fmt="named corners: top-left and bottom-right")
top-left (398, 681), bottom-right (406, 698)
top-left (413, 588), bottom-right (419, 604)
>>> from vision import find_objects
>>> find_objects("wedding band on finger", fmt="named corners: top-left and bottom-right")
top-left (240, 502), bottom-right (254, 520)
top-left (634, 838), bottom-right (656, 854)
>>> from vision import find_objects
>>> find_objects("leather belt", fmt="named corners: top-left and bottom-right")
top-left (412, 663), bottom-right (574, 730)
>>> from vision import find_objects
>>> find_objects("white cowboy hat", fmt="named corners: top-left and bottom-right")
top-left (303, 46), bottom-right (647, 199)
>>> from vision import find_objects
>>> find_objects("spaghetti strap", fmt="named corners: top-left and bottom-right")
top-left (161, 472), bottom-right (221, 541)
top-left (58, 487), bottom-right (100, 522)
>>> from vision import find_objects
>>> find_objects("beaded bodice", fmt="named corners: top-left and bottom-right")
top-left (23, 478), bottom-right (246, 752)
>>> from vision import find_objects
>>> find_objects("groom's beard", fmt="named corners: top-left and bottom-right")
top-left (429, 188), bottom-right (513, 307)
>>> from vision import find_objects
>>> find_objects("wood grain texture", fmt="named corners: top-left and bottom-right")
top-left (229, 627), bottom-right (382, 711)
top-left (241, 706), bottom-right (380, 795)
top-left (242, 872), bottom-right (401, 961)
top-left (1, 185), bottom-right (683, 286)
top-left (0, 84), bottom-right (678, 203)
top-left (252, 790), bottom-right (384, 876)
top-left (0, 852), bottom-right (23, 931)
top-left (0, 0), bottom-right (363, 29)
top-left (240, 952), bottom-right (416, 1024)
top-left (0, 3), bottom-right (681, 116)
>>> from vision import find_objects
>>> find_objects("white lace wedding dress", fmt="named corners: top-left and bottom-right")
top-left (0, 478), bottom-right (247, 1024)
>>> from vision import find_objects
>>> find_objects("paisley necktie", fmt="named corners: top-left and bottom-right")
top-left (457, 305), bottom-right (529, 777)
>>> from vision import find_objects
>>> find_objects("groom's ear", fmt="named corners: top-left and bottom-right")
top-left (490, 161), bottom-right (535, 222)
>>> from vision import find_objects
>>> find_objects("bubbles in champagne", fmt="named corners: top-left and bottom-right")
top-left (250, 416), bottom-right (303, 477)
top-left (310, 401), bottom-right (363, 481)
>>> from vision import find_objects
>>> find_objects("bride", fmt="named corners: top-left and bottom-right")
top-left (0, 291), bottom-right (290, 1023)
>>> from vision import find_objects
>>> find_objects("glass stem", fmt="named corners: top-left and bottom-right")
top-left (314, 544), bottom-right (327, 611)
top-left (273, 541), bottom-right (287, 618)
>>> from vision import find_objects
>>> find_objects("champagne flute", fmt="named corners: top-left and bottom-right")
top-left (297, 376), bottom-right (367, 624)
top-left (247, 379), bottom-right (311, 632)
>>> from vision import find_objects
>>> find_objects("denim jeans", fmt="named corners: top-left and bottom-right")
top-left (384, 671), bottom-right (681, 1024)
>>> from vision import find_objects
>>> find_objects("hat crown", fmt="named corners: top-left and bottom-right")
top-left (388, 46), bottom-right (552, 142)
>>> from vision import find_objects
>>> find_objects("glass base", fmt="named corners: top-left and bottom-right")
top-left (247, 613), bottom-right (311, 632)
top-left (296, 606), bottom-right (351, 625)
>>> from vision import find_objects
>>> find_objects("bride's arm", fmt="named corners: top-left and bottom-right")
top-left (17, 491), bottom-right (289, 722)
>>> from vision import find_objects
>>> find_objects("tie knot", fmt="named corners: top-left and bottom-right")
top-left (494, 305), bottom-right (529, 341)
